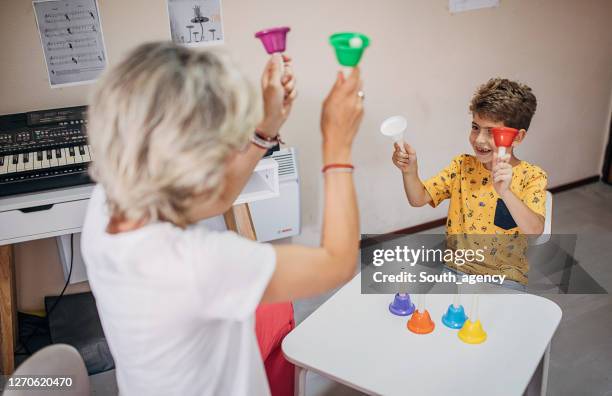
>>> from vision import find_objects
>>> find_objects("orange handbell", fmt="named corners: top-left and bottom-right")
top-left (407, 308), bottom-right (435, 334)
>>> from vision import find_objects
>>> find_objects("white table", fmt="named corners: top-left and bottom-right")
top-left (282, 273), bottom-right (562, 396)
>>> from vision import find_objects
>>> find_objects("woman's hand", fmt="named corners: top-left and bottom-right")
top-left (320, 68), bottom-right (364, 163)
top-left (257, 54), bottom-right (297, 138)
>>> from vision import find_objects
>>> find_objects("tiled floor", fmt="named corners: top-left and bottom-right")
top-left (535, 183), bottom-right (612, 396)
top-left (89, 182), bottom-right (612, 395)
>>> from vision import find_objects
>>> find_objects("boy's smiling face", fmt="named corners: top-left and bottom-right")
top-left (470, 113), bottom-right (507, 165)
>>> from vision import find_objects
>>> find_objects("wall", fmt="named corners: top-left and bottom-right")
top-left (1, 0), bottom-right (611, 310)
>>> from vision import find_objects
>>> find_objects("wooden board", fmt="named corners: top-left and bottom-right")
top-left (0, 244), bottom-right (16, 374)
top-left (224, 203), bottom-right (257, 241)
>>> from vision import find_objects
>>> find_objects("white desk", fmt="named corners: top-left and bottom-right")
top-left (282, 273), bottom-right (562, 396)
top-left (0, 184), bottom-right (95, 374)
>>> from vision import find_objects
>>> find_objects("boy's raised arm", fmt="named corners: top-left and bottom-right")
top-left (392, 142), bottom-right (432, 207)
top-left (492, 153), bottom-right (545, 235)
top-left (498, 191), bottom-right (545, 235)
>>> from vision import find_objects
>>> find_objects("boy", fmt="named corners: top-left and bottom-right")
top-left (392, 78), bottom-right (547, 286)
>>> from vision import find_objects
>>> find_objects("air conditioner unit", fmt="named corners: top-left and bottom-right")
top-left (233, 157), bottom-right (279, 205)
top-left (250, 147), bottom-right (301, 242)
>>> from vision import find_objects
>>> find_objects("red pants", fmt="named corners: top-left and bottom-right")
top-left (255, 302), bottom-right (295, 396)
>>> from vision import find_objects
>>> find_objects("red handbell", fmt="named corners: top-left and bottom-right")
top-left (491, 127), bottom-right (518, 148)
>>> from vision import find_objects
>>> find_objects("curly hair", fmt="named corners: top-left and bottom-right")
top-left (469, 78), bottom-right (537, 131)
top-left (87, 42), bottom-right (260, 227)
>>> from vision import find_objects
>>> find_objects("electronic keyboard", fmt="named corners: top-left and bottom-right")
top-left (0, 106), bottom-right (93, 197)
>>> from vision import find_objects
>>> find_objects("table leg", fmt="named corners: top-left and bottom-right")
top-left (0, 244), bottom-right (17, 374)
top-left (524, 342), bottom-right (551, 396)
top-left (540, 342), bottom-right (551, 396)
top-left (295, 366), bottom-right (306, 396)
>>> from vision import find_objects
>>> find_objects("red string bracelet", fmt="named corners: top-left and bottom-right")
top-left (322, 163), bottom-right (354, 173)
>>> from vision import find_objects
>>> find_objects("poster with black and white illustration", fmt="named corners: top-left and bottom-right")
top-left (33, 0), bottom-right (108, 87)
top-left (167, 0), bottom-right (224, 46)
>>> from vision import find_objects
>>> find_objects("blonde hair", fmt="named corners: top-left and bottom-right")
top-left (88, 42), bottom-right (260, 227)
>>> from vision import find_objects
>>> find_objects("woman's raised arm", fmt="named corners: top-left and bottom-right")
top-left (262, 68), bottom-right (363, 303)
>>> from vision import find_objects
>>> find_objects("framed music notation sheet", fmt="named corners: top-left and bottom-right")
top-left (33, 0), bottom-right (108, 88)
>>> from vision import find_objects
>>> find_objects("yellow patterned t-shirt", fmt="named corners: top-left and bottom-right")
top-left (423, 154), bottom-right (548, 284)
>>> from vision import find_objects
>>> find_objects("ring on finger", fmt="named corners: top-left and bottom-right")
top-left (357, 90), bottom-right (365, 100)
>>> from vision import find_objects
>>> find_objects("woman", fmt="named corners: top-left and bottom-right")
top-left (81, 42), bottom-right (363, 395)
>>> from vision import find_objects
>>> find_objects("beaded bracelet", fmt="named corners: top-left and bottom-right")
top-left (251, 129), bottom-right (284, 150)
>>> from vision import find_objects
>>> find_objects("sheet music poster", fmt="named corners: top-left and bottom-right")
top-left (33, 0), bottom-right (108, 87)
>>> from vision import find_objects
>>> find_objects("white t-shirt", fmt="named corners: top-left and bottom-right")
top-left (81, 186), bottom-right (275, 396)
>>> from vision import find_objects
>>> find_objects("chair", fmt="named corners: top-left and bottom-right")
top-left (527, 191), bottom-right (559, 293)
top-left (532, 191), bottom-right (553, 246)
top-left (3, 344), bottom-right (90, 396)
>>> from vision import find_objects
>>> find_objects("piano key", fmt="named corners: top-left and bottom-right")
top-left (82, 146), bottom-right (91, 162)
top-left (24, 152), bottom-right (34, 171)
top-left (0, 156), bottom-right (8, 175)
top-left (34, 152), bottom-right (42, 170)
top-left (87, 145), bottom-right (94, 161)
top-left (7, 156), bottom-right (17, 173)
top-left (65, 147), bottom-right (75, 165)
top-left (58, 148), bottom-right (68, 166)
top-left (78, 145), bottom-right (86, 156)
top-left (16, 154), bottom-right (25, 172)
top-left (55, 148), bottom-right (62, 158)
top-left (12, 154), bottom-right (18, 165)
top-left (72, 146), bottom-right (83, 164)
top-left (46, 150), bottom-right (52, 160)
top-left (49, 150), bottom-right (59, 167)
top-left (41, 151), bottom-right (51, 169)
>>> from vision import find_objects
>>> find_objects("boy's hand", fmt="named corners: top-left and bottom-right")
top-left (492, 152), bottom-right (512, 197)
top-left (392, 143), bottom-right (418, 175)
top-left (258, 54), bottom-right (297, 138)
